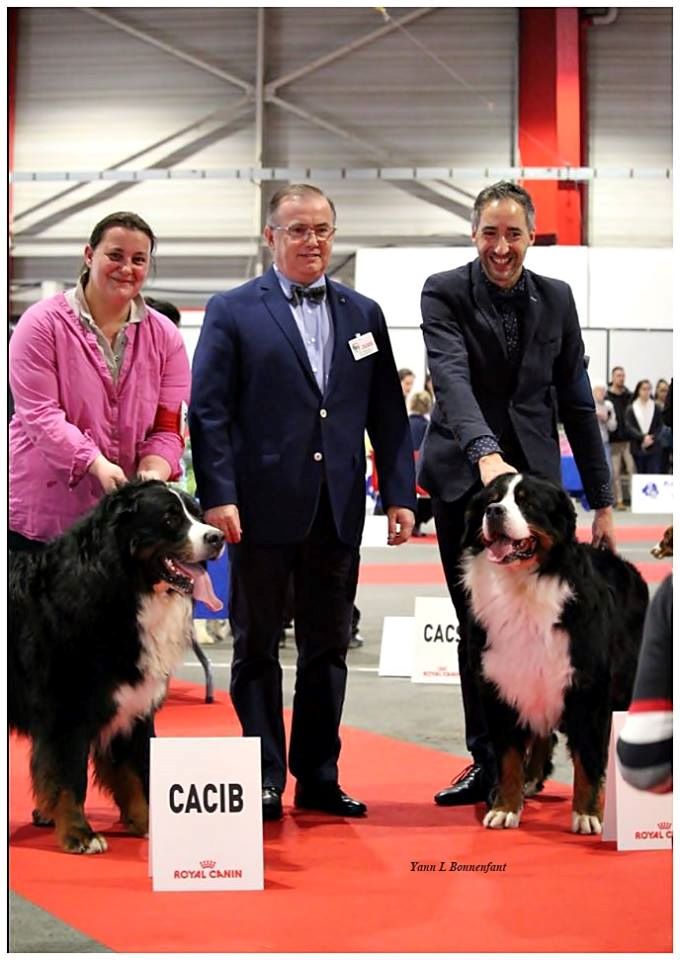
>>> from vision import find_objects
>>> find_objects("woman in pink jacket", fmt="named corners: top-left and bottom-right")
top-left (9, 211), bottom-right (191, 548)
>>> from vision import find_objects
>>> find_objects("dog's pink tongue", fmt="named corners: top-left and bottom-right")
top-left (487, 538), bottom-right (515, 563)
top-left (178, 562), bottom-right (223, 612)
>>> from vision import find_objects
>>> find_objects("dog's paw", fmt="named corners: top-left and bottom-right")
top-left (62, 830), bottom-right (108, 854)
top-left (31, 808), bottom-right (55, 827)
top-left (571, 812), bottom-right (602, 835)
top-left (483, 808), bottom-right (521, 829)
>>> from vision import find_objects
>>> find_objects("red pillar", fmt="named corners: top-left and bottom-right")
top-left (517, 8), bottom-right (585, 244)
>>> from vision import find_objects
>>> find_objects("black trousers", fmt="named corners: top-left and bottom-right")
top-left (229, 486), bottom-right (360, 791)
top-left (431, 489), bottom-right (498, 779)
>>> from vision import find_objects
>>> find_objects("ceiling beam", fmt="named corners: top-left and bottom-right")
top-left (265, 8), bottom-right (434, 96)
top-left (82, 7), bottom-right (254, 94)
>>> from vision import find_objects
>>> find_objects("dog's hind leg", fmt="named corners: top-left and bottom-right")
top-left (94, 717), bottom-right (152, 836)
top-left (30, 736), bottom-right (107, 854)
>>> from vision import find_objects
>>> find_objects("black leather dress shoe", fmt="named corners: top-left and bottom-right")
top-left (294, 782), bottom-right (367, 817)
top-left (262, 786), bottom-right (283, 821)
top-left (434, 764), bottom-right (492, 806)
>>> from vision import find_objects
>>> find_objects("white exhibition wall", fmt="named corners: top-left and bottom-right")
top-left (354, 246), bottom-right (673, 390)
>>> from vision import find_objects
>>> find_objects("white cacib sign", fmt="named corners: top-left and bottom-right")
top-left (149, 736), bottom-right (263, 891)
top-left (630, 474), bottom-right (674, 514)
top-left (602, 712), bottom-right (673, 851)
top-left (411, 596), bottom-right (460, 684)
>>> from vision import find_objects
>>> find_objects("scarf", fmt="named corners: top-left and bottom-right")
top-left (632, 398), bottom-right (655, 435)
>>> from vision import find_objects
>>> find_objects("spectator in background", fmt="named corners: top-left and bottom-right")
top-left (592, 381), bottom-right (617, 479)
top-left (653, 379), bottom-right (673, 473)
top-left (616, 574), bottom-right (672, 793)
top-left (424, 370), bottom-right (434, 403)
top-left (408, 390), bottom-right (432, 450)
top-left (399, 367), bottom-right (415, 401)
top-left (662, 378), bottom-right (672, 428)
top-left (654, 378), bottom-right (669, 410)
top-left (607, 366), bottom-right (636, 510)
top-left (145, 296), bottom-right (181, 326)
top-left (408, 390), bottom-right (434, 537)
top-left (625, 379), bottom-right (665, 474)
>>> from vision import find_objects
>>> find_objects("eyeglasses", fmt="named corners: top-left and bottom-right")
top-left (269, 223), bottom-right (337, 242)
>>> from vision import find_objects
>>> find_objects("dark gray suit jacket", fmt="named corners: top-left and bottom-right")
top-left (419, 258), bottom-right (611, 506)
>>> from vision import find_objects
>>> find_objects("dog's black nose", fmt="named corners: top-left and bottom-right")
top-left (486, 503), bottom-right (505, 520)
top-left (204, 529), bottom-right (225, 548)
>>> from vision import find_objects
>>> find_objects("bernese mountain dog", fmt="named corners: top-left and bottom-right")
top-left (461, 473), bottom-right (648, 835)
top-left (9, 480), bottom-right (224, 854)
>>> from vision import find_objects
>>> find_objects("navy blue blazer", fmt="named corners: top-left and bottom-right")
top-left (419, 258), bottom-right (611, 506)
top-left (189, 267), bottom-right (416, 546)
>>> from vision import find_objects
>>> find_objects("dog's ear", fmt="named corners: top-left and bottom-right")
top-left (101, 485), bottom-right (143, 556)
top-left (462, 487), bottom-right (488, 549)
top-left (103, 484), bottom-right (140, 520)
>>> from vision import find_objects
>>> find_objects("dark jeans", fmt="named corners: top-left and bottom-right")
top-left (229, 486), bottom-right (360, 792)
top-left (431, 491), bottom-right (497, 780)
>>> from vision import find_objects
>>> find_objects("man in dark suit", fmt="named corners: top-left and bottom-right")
top-left (419, 181), bottom-right (615, 807)
top-left (189, 183), bottom-right (416, 821)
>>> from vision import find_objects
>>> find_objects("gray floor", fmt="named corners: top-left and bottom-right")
top-left (8, 504), bottom-right (670, 953)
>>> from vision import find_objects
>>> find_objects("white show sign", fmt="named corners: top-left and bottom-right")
top-left (411, 596), bottom-right (460, 684)
top-left (630, 474), bottom-right (673, 514)
top-left (149, 736), bottom-right (263, 891)
top-left (602, 713), bottom-right (673, 851)
top-left (361, 514), bottom-right (389, 547)
top-left (378, 616), bottom-right (416, 677)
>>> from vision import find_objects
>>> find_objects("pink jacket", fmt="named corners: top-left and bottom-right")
top-left (9, 292), bottom-right (191, 541)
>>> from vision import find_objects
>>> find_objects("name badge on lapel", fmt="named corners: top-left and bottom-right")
top-left (349, 332), bottom-right (378, 361)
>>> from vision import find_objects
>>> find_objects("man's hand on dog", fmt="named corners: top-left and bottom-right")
top-left (479, 453), bottom-right (517, 487)
top-left (204, 504), bottom-right (242, 543)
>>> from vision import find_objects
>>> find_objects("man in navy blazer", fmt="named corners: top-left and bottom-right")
top-left (189, 184), bottom-right (416, 821)
top-left (419, 181), bottom-right (616, 808)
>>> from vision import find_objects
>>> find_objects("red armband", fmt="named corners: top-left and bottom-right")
top-left (152, 405), bottom-right (181, 435)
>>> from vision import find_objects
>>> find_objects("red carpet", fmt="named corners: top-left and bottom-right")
top-left (10, 682), bottom-right (672, 953)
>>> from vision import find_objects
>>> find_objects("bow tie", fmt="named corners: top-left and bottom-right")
top-left (288, 284), bottom-right (326, 307)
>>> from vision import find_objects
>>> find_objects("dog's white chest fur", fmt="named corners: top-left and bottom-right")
top-left (99, 593), bottom-right (193, 748)
top-left (463, 555), bottom-right (574, 736)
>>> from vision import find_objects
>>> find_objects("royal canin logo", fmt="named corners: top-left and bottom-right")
top-left (634, 820), bottom-right (673, 841)
top-left (173, 859), bottom-right (243, 879)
